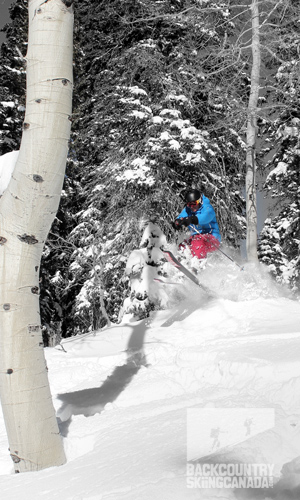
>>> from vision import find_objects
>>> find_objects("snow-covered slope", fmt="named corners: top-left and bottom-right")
top-left (1, 262), bottom-right (300, 500)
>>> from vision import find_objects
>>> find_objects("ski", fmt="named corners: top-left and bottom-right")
top-left (161, 248), bottom-right (212, 294)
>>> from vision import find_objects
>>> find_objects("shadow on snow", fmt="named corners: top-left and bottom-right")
top-left (57, 320), bottom-right (148, 437)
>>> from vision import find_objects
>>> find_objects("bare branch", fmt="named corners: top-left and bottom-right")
top-left (261, 45), bottom-right (287, 64)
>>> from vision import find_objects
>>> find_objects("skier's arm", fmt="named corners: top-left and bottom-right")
top-left (174, 209), bottom-right (197, 230)
top-left (177, 215), bottom-right (198, 227)
top-left (194, 203), bottom-right (216, 225)
top-left (176, 208), bottom-right (188, 219)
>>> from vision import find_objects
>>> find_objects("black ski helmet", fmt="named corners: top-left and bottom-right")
top-left (185, 188), bottom-right (202, 203)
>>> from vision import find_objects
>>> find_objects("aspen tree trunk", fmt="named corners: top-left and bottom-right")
top-left (245, 0), bottom-right (260, 262)
top-left (0, 0), bottom-right (73, 472)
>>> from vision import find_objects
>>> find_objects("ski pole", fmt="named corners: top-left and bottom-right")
top-left (215, 245), bottom-right (244, 271)
top-left (191, 225), bottom-right (244, 271)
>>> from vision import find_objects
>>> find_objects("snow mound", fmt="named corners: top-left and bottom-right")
top-left (1, 256), bottom-right (300, 499)
top-left (0, 150), bottom-right (18, 195)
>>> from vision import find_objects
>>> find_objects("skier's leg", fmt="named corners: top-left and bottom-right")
top-left (189, 235), bottom-right (221, 259)
top-left (205, 235), bottom-right (221, 254)
top-left (189, 235), bottom-right (208, 259)
top-left (179, 235), bottom-right (220, 259)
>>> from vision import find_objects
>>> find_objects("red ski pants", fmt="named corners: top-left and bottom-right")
top-left (179, 234), bottom-right (220, 260)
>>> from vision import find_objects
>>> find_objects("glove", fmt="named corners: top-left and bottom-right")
top-left (181, 215), bottom-right (198, 226)
top-left (173, 219), bottom-right (184, 230)
top-left (173, 215), bottom-right (198, 229)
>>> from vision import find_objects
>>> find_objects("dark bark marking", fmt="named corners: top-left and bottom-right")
top-left (0, 236), bottom-right (7, 245)
top-left (35, 266), bottom-right (39, 272)
top-left (23, 122), bottom-right (30, 130)
top-left (48, 78), bottom-right (71, 86)
top-left (33, 174), bottom-right (44, 183)
top-left (17, 234), bottom-right (38, 245)
top-left (62, 0), bottom-right (73, 7)
top-left (10, 453), bottom-right (21, 464)
top-left (7, 369), bottom-right (13, 375)
top-left (28, 325), bottom-right (40, 333)
top-left (31, 286), bottom-right (40, 295)
top-left (35, 98), bottom-right (42, 103)
top-left (3, 304), bottom-right (10, 311)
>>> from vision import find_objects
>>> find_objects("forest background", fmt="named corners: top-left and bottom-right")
top-left (0, 0), bottom-right (299, 342)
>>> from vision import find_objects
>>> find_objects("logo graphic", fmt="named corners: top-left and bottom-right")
top-left (187, 408), bottom-right (275, 461)
top-left (186, 408), bottom-right (275, 489)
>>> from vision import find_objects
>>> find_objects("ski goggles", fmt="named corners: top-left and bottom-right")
top-left (187, 199), bottom-right (201, 207)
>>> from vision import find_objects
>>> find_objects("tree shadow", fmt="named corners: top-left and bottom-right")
top-left (57, 320), bottom-right (148, 437)
top-left (161, 293), bottom-right (212, 327)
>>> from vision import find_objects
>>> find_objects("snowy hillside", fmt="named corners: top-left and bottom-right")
top-left (1, 260), bottom-right (300, 499)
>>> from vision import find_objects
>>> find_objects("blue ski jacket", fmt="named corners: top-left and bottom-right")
top-left (176, 195), bottom-right (221, 242)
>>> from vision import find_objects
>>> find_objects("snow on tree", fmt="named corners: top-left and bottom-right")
top-left (123, 223), bottom-right (171, 319)
top-left (61, 0), bottom-right (246, 334)
top-left (259, 129), bottom-right (300, 291)
top-left (258, 1), bottom-right (300, 290)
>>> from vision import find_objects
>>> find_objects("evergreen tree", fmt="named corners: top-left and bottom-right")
top-left (64, 0), bottom-right (246, 332)
top-left (258, 1), bottom-right (300, 291)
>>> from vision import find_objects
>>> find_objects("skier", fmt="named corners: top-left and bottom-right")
top-left (173, 188), bottom-right (221, 259)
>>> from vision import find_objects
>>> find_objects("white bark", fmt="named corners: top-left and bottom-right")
top-left (245, 0), bottom-right (260, 262)
top-left (0, 0), bottom-right (73, 472)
